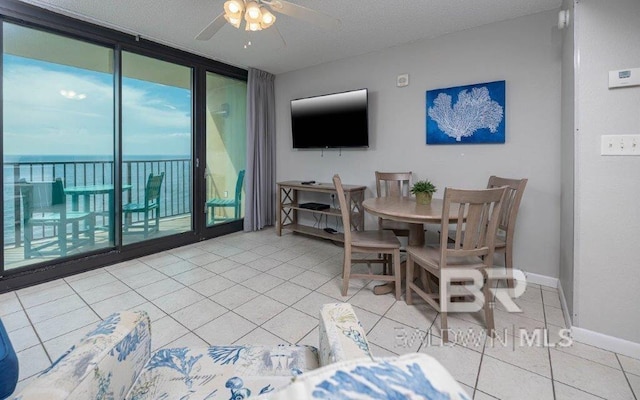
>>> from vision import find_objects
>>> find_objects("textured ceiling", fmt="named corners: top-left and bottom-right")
top-left (16, 0), bottom-right (561, 74)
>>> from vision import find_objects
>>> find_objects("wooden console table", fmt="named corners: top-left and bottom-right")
top-left (276, 180), bottom-right (366, 242)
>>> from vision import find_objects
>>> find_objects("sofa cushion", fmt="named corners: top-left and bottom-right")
top-left (262, 353), bottom-right (471, 400)
top-left (126, 345), bottom-right (319, 399)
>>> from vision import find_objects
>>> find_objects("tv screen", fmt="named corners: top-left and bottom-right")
top-left (291, 88), bottom-right (369, 149)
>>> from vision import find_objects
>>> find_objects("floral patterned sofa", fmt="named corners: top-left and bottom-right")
top-left (13, 303), bottom-right (468, 399)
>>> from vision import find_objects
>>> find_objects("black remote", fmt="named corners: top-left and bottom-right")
top-left (301, 180), bottom-right (316, 185)
top-left (324, 227), bottom-right (337, 233)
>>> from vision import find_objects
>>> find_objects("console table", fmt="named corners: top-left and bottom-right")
top-left (276, 181), bottom-right (366, 242)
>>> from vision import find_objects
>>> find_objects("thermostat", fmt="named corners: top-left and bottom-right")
top-left (609, 67), bottom-right (640, 88)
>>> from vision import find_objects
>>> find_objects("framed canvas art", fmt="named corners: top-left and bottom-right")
top-left (426, 80), bottom-right (505, 144)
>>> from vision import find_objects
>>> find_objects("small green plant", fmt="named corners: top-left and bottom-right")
top-left (410, 180), bottom-right (437, 195)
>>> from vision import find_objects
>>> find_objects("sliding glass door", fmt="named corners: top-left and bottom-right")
top-left (3, 23), bottom-right (115, 270)
top-left (121, 52), bottom-right (193, 245)
top-left (205, 72), bottom-right (247, 227)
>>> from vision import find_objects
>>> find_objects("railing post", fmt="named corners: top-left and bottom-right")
top-left (13, 164), bottom-right (21, 247)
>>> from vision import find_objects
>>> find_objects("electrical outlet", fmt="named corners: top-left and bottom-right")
top-left (224, 191), bottom-right (228, 197)
top-left (601, 135), bottom-right (640, 156)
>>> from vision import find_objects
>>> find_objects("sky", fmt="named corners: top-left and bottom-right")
top-left (2, 54), bottom-right (192, 158)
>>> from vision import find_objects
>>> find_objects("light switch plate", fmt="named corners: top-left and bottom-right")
top-left (396, 73), bottom-right (409, 87)
top-left (601, 135), bottom-right (640, 155)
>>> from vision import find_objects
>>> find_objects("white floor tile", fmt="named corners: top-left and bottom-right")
top-left (153, 260), bottom-right (200, 276)
top-left (150, 316), bottom-right (190, 351)
top-left (235, 327), bottom-right (287, 345)
top-left (16, 345), bottom-right (50, 381)
top-left (264, 281), bottom-right (312, 306)
top-left (210, 285), bottom-right (260, 310)
top-left (185, 252), bottom-right (223, 267)
top-left (220, 265), bottom-right (262, 283)
top-left (483, 337), bottom-right (551, 378)
top-left (553, 381), bottom-right (605, 400)
top-left (551, 348), bottom-right (635, 399)
top-left (228, 251), bottom-right (262, 265)
top-left (348, 289), bottom-right (396, 316)
top-left (67, 272), bottom-right (117, 293)
top-left (0, 292), bottom-right (22, 316)
top-left (262, 308), bottom-right (318, 344)
top-left (33, 307), bottom-right (99, 342)
top-left (477, 356), bottom-right (553, 400)
top-left (369, 343), bottom-right (398, 358)
top-left (18, 283), bottom-right (75, 308)
top-left (292, 291), bottom-right (339, 318)
top-left (152, 287), bottom-right (204, 314)
top-left (619, 354), bottom-right (640, 376)
top-left (118, 269), bottom-right (166, 289)
top-left (166, 331), bottom-right (209, 348)
top-left (269, 249), bottom-right (304, 263)
top-left (25, 294), bottom-right (86, 324)
top-left (43, 322), bottom-right (96, 360)
top-left (251, 244), bottom-right (281, 257)
top-left (203, 244), bottom-right (244, 258)
top-left (627, 373), bottom-right (640, 399)
top-left (553, 341), bottom-right (620, 370)
top-left (90, 290), bottom-right (148, 319)
top-left (234, 295), bottom-right (287, 326)
top-left (242, 273), bottom-right (285, 294)
top-left (194, 312), bottom-right (256, 345)
top-left (171, 298), bottom-right (227, 331)
top-left (189, 275), bottom-right (236, 297)
top-left (7, 324), bottom-right (40, 352)
top-left (288, 270), bottom-right (333, 290)
top-left (77, 281), bottom-right (131, 304)
top-left (2, 310), bottom-right (30, 332)
top-left (421, 336), bottom-right (483, 387)
top-left (367, 317), bottom-right (421, 355)
top-left (247, 257), bottom-right (283, 272)
top-left (315, 277), bottom-right (367, 300)
top-left (384, 300), bottom-right (438, 331)
top-left (297, 327), bottom-right (320, 348)
top-left (201, 258), bottom-right (244, 274)
top-left (169, 246), bottom-right (208, 260)
top-left (127, 302), bottom-right (166, 324)
top-left (139, 252), bottom-right (182, 268)
top-left (135, 278), bottom-right (185, 300)
top-left (544, 305), bottom-right (566, 327)
top-left (172, 267), bottom-right (216, 286)
top-left (350, 306), bottom-right (382, 334)
top-left (541, 289), bottom-right (561, 308)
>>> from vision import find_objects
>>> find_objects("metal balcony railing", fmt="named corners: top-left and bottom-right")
top-left (3, 158), bottom-right (192, 246)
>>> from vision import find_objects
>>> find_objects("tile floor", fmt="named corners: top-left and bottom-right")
top-left (1, 228), bottom-right (638, 399)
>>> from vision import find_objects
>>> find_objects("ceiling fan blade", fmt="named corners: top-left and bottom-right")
top-left (265, 0), bottom-right (341, 30)
top-left (195, 12), bottom-right (226, 40)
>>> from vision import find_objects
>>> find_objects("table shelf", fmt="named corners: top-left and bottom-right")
top-left (276, 181), bottom-right (366, 242)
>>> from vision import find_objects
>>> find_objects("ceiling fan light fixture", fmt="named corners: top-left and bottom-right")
top-left (245, 1), bottom-right (262, 22)
top-left (224, 13), bottom-right (242, 28)
top-left (260, 9), bottom-right (276, 29)
top-left (246, 21), bottom-right (262, 31)
top-left (223, 0), bottom-right (244, 16)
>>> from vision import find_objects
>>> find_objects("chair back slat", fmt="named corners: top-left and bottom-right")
top-left (487, 176), bottom-right (527, 238)
top-left (440, 187), bottom-right (507, 267)
top-left (375, 171), bottom-right (412, 198)
top-left (235, 170), bottom-right (246, 202)
top-left (332, 174), bottom-right (351, 245)
top-left (145, 173), bottom-right (165, 205)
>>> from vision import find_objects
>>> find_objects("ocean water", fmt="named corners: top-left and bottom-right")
top-left (3, 155), bottom-right (191, 245)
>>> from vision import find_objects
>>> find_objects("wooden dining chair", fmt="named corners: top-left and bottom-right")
top-left (487, 176), bottom-right (527, 289)
top-left (374, 171), bottom-right (413, 239)
top-left (406, 186), bottom-right (507, 342)
top-left (333, 174), bottom-right (402, 299)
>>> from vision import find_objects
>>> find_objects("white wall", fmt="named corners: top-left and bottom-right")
top-left (573, 0), bottom-right (640, 343)
top-left (559, 0), bottom-right (576, 321)
top-left (275, 10), bottom-right (562, 278)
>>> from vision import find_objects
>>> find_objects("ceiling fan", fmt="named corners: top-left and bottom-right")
top-left (195, 0), bottom-right (341, 41)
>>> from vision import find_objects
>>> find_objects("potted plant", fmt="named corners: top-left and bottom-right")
top-left (411, 180), bottom-right (437, 205)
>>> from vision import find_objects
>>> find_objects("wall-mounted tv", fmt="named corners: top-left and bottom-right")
top-left (291, 88), bottom-right (369, 149)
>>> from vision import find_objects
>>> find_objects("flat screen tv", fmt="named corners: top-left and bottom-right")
top-left (291, 88), bottom-right (369, 149)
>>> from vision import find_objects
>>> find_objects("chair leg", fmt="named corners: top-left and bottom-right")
top-left (482, 269), bottom-right (495, 338)
top-left (441, 312), bottom-right (449, 343)
top-left (24, 224), bottom-right (33, 259)
top-left (505, 246), bottom-right (514, 289)
top-left (405, 255), bottom-right (414, 305)
top-left (143, 210), bottom-right (149, 238)
top-left (393, 249), bottom-right (401, 301)
top-left (88, 215), bottom-right (95, 246)
top-left (59, 222), bottom-right (67, 256)
top-left (341, 250), bottom-right (351, 297)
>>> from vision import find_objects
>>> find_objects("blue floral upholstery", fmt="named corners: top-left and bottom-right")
top-left (0, 319), bottom-right (19, 400)
top-left (14, 304), bottom-right (467, 399)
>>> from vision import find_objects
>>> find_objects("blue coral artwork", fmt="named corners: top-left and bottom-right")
top-left (426, 80), bottom-right (505, 144)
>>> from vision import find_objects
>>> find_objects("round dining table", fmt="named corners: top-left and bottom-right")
top-left (362, 196), bottom-right (460, 295)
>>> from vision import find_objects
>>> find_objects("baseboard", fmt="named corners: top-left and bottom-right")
top-left (572, 327), bottom-right (640, 359)
top-left (557, 281), bottom-right (573, 332)
top-left (523, 271), bottom-right (558, 288)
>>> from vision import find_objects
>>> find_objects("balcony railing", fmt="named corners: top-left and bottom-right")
top-left (3, 158), bottom-right (191, 246)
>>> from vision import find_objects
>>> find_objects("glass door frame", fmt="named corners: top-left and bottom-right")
top-left (0, 1), bottom-right (248, 290)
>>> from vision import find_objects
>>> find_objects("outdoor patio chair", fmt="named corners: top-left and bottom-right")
top-left (123, 172), bottom-right (164, 237)
top-left (206, 169), bottom-right (245, 223)
top-left (18, 178), bottom-right (95, 259)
